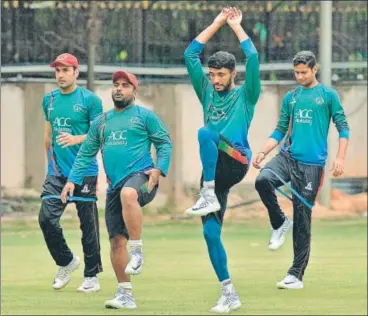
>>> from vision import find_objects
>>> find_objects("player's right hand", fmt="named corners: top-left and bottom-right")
top-left (253, 152), bottom-right (266, 169)
top-left (61, 182), bottom-right (75, 204)
top-left (213, 7), bottom-right (232, 26)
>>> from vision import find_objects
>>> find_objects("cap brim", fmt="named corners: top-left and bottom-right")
top-left (50, 61), bottom-right (74, 68)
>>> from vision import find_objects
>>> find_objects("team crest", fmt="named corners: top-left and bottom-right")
top-left (315, 97), bottom-right (324, 105)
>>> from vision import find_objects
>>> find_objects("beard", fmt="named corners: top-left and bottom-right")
top-left (213, 78), bottom-right (233, 92)
top-left (112, 94), bottom-right (134, 109)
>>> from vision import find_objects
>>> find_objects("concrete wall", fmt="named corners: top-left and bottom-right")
top-left (1, 82), bottom-right (367, 203)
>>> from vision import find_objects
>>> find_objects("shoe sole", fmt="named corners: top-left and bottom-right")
top-left (268, 239), bottom-right (285, 251)
top-left (125, 263), bottom-right (143, 275)
top-left (277, 282), bottom-right (304, 289)
top-left (105, 302), bottom-right (137, 309)
top-left (52, 257), bottom-right (81, 290)
top-left (77, 285), bottom-right (100, 293)
top-left (185, 205), bottom-right (221, 217)
top-left (210, 302), bottom-right (241, 313)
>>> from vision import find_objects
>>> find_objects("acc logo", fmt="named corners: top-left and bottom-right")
top-left (53, 117), bottom-right (71, 127)
top-left (315, 97), bottom-right (324, 105)
top-left (295, 109), bottom-right (313, 119)
top-left (73, 104), bottom-right (83, 112)
top-left (107, 130), bottom-right (127, 141)
top-left (130, 117), bottom-right (141, 124)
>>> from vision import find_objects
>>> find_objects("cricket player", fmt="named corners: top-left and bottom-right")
top-left (184, 7), bottom-right (260, 313)
top-left (254, 50), bottom-right (350, 289)
top-left (38, 53), bottom-right (103, 292)
top-left (61, 70), bottom-right (172, 309)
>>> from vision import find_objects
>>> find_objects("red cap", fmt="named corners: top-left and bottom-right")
top-left (50, 53), bottom-right (79, 68)
top-left (112, 70), bottom-right (139, 90)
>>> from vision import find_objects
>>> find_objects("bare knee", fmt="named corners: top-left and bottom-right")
top-left (110, 235), bottom-right (128, 251)
top-left (120, 188), bottom-right (138, 207)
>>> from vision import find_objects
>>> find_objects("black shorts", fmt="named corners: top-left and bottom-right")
top-left (201, 149), bottom-right (249, 224)
top-left (41, 175), bottom-right (97, 201)
top-left (105, 172), bottom-right (158, 239)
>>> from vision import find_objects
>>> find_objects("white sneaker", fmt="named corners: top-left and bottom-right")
top-left (77, 276), bottom-right (100, 293)
top-left (105, 289), bottom-right (137, 309)
top-left (185, 188), bottom-right (221, 217)
top-left (125, 250), bottom-right (144, 275)
top-left (277, 274), bottom-right (304, 289)
top-left (52, 255), bottom-right (80, 290)
top-left (210, 290), bottom-right (242, 313)
top-left (268, 218), bottom-right (293, 251)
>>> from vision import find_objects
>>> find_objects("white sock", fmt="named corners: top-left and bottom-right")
top-left (118, 282), bottom-right (132, 294)
top-left (130, 239), bottom-right (143, 252)
top-left (221, 279), bottom-right (234, 293)
top-left (203, 180), bottom-right (215, 189)
top-left (203, 181), bottom-right (215, 196)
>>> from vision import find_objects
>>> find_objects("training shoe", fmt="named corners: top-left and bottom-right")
top-left (53, 255), bottom-right (80, 290)
top-left (77, 276), bottom-right (100, 293)
top-left (210, 288), bottom-right (242, 313)
top-left (125, 250), bottom-right (144, 275)
top-left (268, 218), bottom-right (293, 251)
top-left (185, 188), bottom-right (221, 217)
top-left (105, 288), bottom-right (137, 309)
top-left (277, 274), bottom-right (304, 289)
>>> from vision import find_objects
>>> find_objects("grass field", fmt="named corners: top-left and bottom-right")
top-left (1, 216), bottom-right (367, 315)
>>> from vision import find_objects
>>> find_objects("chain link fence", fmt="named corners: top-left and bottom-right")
top-left (1, 0), bottom-right (367, 81)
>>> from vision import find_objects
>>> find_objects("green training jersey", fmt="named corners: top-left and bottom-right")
top-left (184, 38), bottom-right (261, 160)
top-left (68, 105), bottom-right (172, 191)
top-left (42, 86), bottom-right (103, 177)
top-left (270, 83), bottom-right (350, 166)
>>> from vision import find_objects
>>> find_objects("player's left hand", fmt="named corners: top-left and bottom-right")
top-left (331, 157), bottom-right (344, 177)
top-left (227, 7), bottom-right (242, 26)
top-left (56, 132), bottom-right (81, 148)
top-left (144, 168), bottom-right (161, 193)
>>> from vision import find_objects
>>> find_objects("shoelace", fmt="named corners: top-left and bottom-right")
top-left (82, 277), bottom-right (96, 288)
top-left (216, 288), bottom-right (232, 305)
top-left (55, 267), bottom-right (69, 280)
top-left (272, 221), bottom-right (289, 239)
top-left (130, 250), bottom-right (142, 267)
top-left (114, 290), bottom-right (134, 304)
top-left (193, 189), bottom-right (207, 208)
top-left (279, 221), bottom-right (290, 235)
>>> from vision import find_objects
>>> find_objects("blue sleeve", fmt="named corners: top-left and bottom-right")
top-left (42, 95), bottom-right (50, 121)
top-left (68, 117), bottom-right (102, 184)
top-left (240, 39), bottom-right (261, 105)
top-left (88, 94), bottom-right (103, 122)
top-left (146, 111), bottom-right (172, 177)
top-left (184, 40), bottom-right (212, 105)
top-left (270, 93), bottom-right (292, 143)
top-left (329, 90), bottom-right (350, 139)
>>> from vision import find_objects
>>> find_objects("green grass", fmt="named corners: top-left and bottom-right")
top-left (1, 217), bottom-right (367, 315)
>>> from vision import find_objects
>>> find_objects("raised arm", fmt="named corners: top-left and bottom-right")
top-left (184, 8), bottom-right (232, 104)
top-left (227, 8), bottom-right (260, 105)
